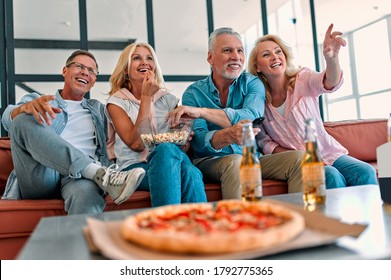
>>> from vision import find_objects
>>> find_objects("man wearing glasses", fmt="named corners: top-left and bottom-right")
top-left (1, 50), bottom-right (145, 214)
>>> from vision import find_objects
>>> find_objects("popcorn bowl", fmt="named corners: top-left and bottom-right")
top-left (137, 117), bottom-right (194, 150)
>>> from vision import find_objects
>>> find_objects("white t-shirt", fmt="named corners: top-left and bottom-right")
top-left (106, 91), bottom-right (179, 170)
top-left (60, 100), bottom-right (97, 159)
top-left (274, 100), bottom-right (286, 116)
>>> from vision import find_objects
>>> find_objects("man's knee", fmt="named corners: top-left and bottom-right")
top-left (11, 113), bottom-right (36, 130)
top-left (10, 113), bottom-right (47, 141)
top-left (221, 154), bottom-right (242, 171)
top-left (10, 113), bottom-right (27, 136)
top-left (195, 154), bottom-right (242, 184)
top-left (285, 150), bottom-right (306, 165)
top-left (218, 155), bottom-right (242, 199)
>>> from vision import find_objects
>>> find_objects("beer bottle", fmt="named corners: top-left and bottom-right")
top-left (240, 122), bottom-right (263, 201)
top-left (302, 118), bottom-right (326, 205)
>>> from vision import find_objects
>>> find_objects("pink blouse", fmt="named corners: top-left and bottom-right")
top-left (256, 67), bottom-right (348, 165)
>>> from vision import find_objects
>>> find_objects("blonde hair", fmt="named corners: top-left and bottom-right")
top-left (248, 34), bottom-right (301, 104)
top-left (109, 42), bottom-right (165, 95)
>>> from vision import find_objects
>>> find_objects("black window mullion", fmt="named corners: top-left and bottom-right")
top-left (78, 0), bottom-right (88, 50)
top-left (4, 0), bottom-right (14, 105)
top-left (146, 0), bottom-right (155, 48)
top-left (309, 0), bottom-right (324, 120)
top-left (206, 0), bottom-right (214, 35)
top-left (260, 0), bottom-right (268, 35)
top-left (0, 0), bottom-right (6, 136)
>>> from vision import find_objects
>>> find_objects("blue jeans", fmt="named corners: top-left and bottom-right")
top-left (123, 143), bottom-right (207, 207)
top-left (9, 114), bottom-right (105, 214)
top-left (325, 155), bottom-right (378, 188)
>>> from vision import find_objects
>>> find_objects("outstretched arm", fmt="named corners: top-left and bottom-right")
top-left (323, 23), bottom-right (346, 90)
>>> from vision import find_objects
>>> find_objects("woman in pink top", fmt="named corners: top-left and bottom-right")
top-left (248, 24), bottom-right (377, 188)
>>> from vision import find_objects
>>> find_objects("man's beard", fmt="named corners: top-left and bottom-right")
top-left (221, 69), bottom-right (242, 80)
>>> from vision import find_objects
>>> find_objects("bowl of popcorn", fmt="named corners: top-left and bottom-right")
top-left (138, 117), bottom-right (194, 150)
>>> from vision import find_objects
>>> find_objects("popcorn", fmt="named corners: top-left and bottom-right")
top-left (138, 118), bottom-right (194, 150)
top-left (140, 130), bottom-right (190, 149)
top-left (140, 134), bottom-right (154, 148)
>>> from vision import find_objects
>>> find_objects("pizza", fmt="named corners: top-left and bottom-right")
top-left (121, 200), bottom-right (305, 254)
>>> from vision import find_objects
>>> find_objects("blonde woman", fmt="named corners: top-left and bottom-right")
top-left (106, 43), bottom-right (207, 206)
top-left (248, 24), bottom-right (377, 188)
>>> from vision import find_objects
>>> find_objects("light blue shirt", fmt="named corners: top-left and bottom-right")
top-left (182, 71), bottom-right (265, 158)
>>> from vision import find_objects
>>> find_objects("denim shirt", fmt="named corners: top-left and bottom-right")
top-left (1, 90), bottom-right (111, 199)
top-left (182, 71), bottom-right (265, 159)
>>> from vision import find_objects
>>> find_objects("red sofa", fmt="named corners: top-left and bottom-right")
top-left (0, 118), bottom-right (387, 259)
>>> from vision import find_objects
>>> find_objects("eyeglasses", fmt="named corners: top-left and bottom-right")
top-left (66, 62), bottom-right (99, 77)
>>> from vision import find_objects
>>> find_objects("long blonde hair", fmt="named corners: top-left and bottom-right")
top-left (248, 34), bottom-right (301, 104)
top-left (109, 42), bottom-right (165, 95)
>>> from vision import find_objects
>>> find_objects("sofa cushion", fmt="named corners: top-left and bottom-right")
top-left (0, 193), bottom-right (150, 260)
top-left (0, 185), bottom-right (221, 239)
top-left (324, 119), bottom-right (387, 162)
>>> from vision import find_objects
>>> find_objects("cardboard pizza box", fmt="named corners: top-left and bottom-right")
top-left (84, 201), bottom-right (367, 260)
top-left (265, 199), bottom-right (367, 238)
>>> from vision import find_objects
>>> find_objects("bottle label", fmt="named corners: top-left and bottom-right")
top-left (302, 163), bottom-right (326, 196)
top-left (240, 165), bottom-right (263, 200)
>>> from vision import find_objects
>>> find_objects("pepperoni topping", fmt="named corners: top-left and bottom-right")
top-left (137, 204), bottom-right (290, 235)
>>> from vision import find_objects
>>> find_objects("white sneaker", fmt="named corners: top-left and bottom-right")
top-left (93, 164), bottom-right (146, 205)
